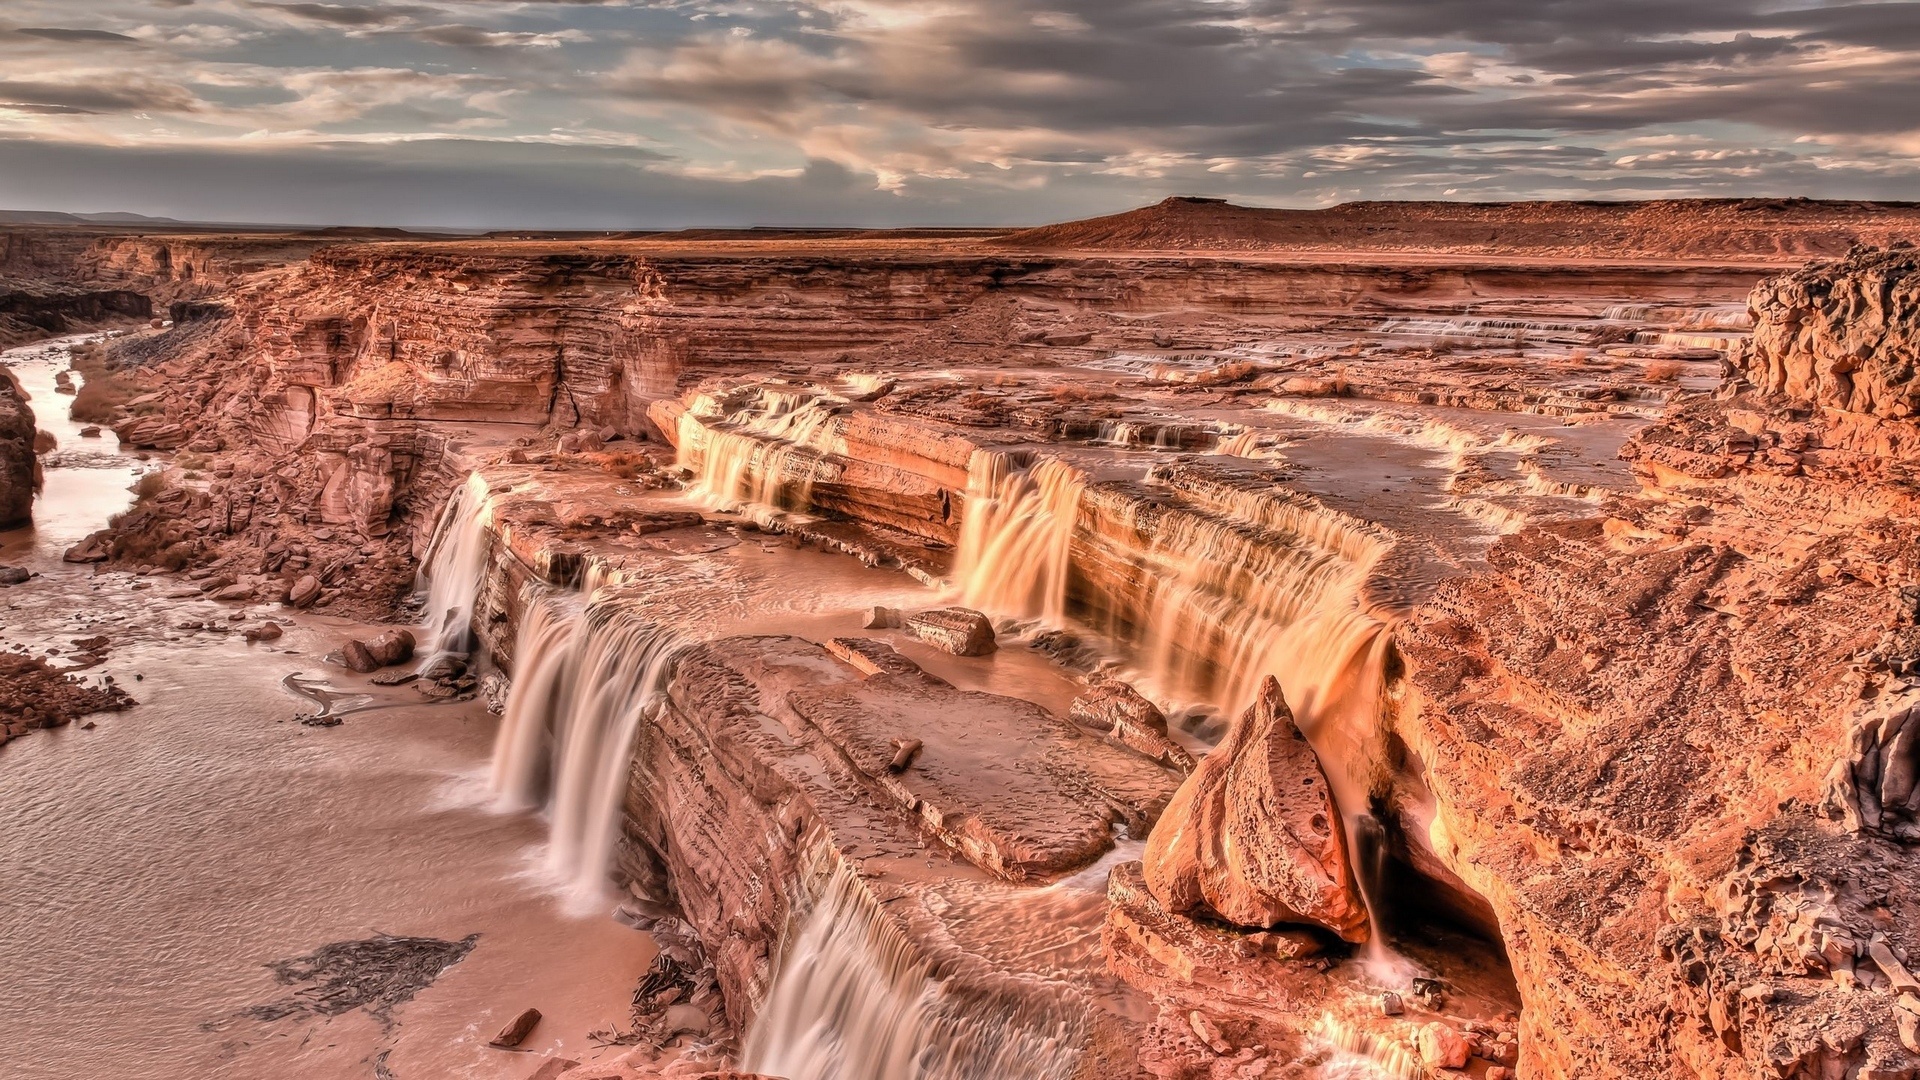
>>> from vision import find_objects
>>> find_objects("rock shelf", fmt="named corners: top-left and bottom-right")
top-left (4, 203), bottom-right (1918, 1078)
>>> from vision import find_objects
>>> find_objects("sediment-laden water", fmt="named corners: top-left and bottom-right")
top-left (1, 339), bottom-right (652, 1080)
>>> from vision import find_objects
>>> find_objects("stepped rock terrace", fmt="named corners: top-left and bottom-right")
top-left (4, 202), bottom-right (1919, 1080)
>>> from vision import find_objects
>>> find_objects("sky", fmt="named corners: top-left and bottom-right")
top-left (0, 0), bottom-right (1917, 229)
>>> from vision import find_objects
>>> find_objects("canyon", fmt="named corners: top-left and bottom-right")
top-left (3, 198), bottom-right (1918, 1080)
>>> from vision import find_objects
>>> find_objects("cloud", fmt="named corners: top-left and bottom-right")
top-left (244, 3), bottom-right (414, 27)
top-left (400, 24), bottom-right (591, 48)
top-left (12, 27), bottom-right (143, 43)
top-left (0, 101), bottom-right (99, 115)
top-left (0, 76), bottom-right (203, 115)
top-left (2, 0), bottom-right (1918, 223)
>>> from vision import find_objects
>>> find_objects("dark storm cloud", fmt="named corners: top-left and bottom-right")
top-left (0, 77), bottom-right (201, 114)
top-left (13, 28), bottom-right (142, 43)
top-left (247, 2), bottom-right (414, 27)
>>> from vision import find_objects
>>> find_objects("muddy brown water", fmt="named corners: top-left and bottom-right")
top-left (2, 337), bottom-right (653, 1080)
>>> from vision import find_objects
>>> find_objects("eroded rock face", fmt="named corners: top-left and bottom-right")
top-left (0, 367), bottom-right (35, 527)
top-left (1734, 245), bottom-right (1920, 420)
top-left (1389, 252), bottom-right (1920, 1078)
top-left (1830, 701), bottom-right (1920, 842)
top-left (38, 217), bottom-right (1920, 1077)
top-left (1142, 676), bottom-right (1368, 943)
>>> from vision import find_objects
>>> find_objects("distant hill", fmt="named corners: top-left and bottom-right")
top-left (0, 210), bottom-right (484, 235)
top-left (0, 209), bottom-right (197, 227)
top-left (999, 195), bottom-right (1920, 260)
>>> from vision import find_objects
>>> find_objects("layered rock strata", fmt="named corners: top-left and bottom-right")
top-left (39, 214), bottom-right (1920, 1077)
top-left (0, 366), bottom-right (35, 527)
top-left (1391, 250), bottom-right (1920, 1079)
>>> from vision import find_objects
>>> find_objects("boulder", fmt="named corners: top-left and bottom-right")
top-left (63, 533), bottom-right (110, 563)
top-left (905, 607), bottom-right (996, 656)
top-left (1140, 675), bottom-right (1368, 942)
top-left (490, 1007), bottom-right (541, 1049)
top-left (1069, 681), bottom-right (1168, 735)
top-left (78, 426), bottom-right (101, 438)
top-left (0, 565), bottom-right (29, 585)
top-left (211, 583), bottom-right (254, 603)
top-left (366, 628), bottom-right (415, 668)
top-left (112, 417), bottom-right (190, 450)
top-left (286, 575), bottom-right (321, 609)
top-left (1417, 1023), bottom-right (1470, 1069)
top-left (1896, 994), bottom-right (1920, 1054)
top-left (861, 605), bottom-right (902, 630)
top-left (243, 622), bottom-right (283, 643)
top-left (1070, 682), bottom-right (1196, 772)
top-left (557, 428), bottom-right (605, 454)
top-left (341, 639), bottom-right (380, 674)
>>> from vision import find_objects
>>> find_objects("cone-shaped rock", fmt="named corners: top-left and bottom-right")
top-left (1141, 675), bottom-right (1369, 942)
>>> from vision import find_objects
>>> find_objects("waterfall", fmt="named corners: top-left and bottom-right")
top-left (676, 388), bottom-right (841, 516)
top-left (952, 450), bottom-right (1085, 624)
top-left (1098, 475), bottom-right (1400, 953)
top-left (951, 453), bottom-right (1402, 954)
top-left (743, 855), bottom-right (1081, 1080)
top-left (416, 471), bottom-right (494, 660)
top-left (492, 592), bottom-right (685, 898)
top-left (1371, 314), bottom-right (1592, 346)
top-left (1216, 429), bottom-right (1264, 457)
top-left (1109, 477), bottom-right (1391, 715)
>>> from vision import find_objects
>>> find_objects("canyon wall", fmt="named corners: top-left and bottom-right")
top-left (79, 240), bottom-right (1760, 609)
top-left (1392, 252), bottom-right (1920, 1078)
top-left (0, 366), bottom-right (36, 528)
top-left (52, 220), bottom-right (1920, 1078)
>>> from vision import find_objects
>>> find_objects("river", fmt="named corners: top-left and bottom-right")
top-left (0, 334), bottom-right (654, 1080)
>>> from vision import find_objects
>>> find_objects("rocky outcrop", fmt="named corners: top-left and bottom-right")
top-left (0, 285), bottom-right (152, 348)
top-left (1142, 676), bottom-right (1368, 943)
top-left (1831, 702), bottom-right (1920, 842)
top-left (1, 650), bottom-right (136, 748)
top-left (623, 626), bottom-right (1177, 1063)
top-left (0, 367), bottom-right (36, 527)
top-left (1389, 251), bottom-right (1920, 1079)
top-left (1734, 245), bottom-right (1920, 420)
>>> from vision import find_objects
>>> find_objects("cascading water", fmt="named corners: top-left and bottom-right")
top-left (677, 388), bottom-right (842, 516)
top-left (1371, 314), bottom-right (1591, 346)
top-left (416, 471), bottom-right (494, 661)
top-left (492, 591), bottom-right (685, 900)
top-left (1216, 429), bottom-right (1265, 457)
top-left (951, 450), bottom-right (1085, 624)
top-left (1130, 480), bottom-right (1403, 962)
top-left (952, 452), bottom-right (1405, 959)
top-left (1264, 398), bottom-right (1553, 467)
top-left (743, 854), bottom-right (1081, 1080)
